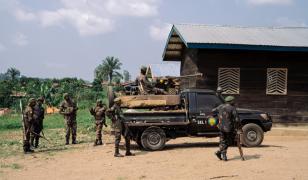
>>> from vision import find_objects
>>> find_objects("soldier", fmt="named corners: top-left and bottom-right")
top-left (214, 96), bottom-right (240, 161)
top-left (30, 97), bottom-right (45, 148)
top-left (59, 93), bottom-right (78, 145)
top-left (90, 99), bottom-right (107, 146)
top-left (23, 98), bottom-right (36, 153)
top-left (135, 66), bottom-right (167, 95)
top-left (107, 98), bottom-right (134, 157)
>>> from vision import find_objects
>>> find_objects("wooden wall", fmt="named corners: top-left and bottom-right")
top-left (180, 48), bottom-right (308, 123)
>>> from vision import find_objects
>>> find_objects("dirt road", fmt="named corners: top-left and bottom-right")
top-left (1, 128), bottom-right (308, 180)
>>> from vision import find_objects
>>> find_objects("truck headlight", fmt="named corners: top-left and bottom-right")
top-left (260, 113), bottom-right (269, 120)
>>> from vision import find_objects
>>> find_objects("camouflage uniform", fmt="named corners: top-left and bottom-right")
top-left (215, 96), bottom-right (240, 161)
top-left (23, 98), bottom-right (36, 153)
top-left (135, 66), bottom-right (167, 95)
top-left (59, 94), bottom-right (78, 145)
top-left (108, 98), bottom-right (134, 157)
top-left (90, 100), bottom-right (107, 146)
top-left (30, 97), bottom-right (45, 148)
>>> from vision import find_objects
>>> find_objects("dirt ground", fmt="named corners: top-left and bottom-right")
top-left (1, 128), bottom-right (308, 180)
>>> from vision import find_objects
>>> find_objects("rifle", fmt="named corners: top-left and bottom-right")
top-left (236, 122), bottom-right (245, 161)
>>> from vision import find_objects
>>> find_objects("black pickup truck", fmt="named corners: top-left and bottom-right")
top-left (123, 89), bottom-right (272, 151)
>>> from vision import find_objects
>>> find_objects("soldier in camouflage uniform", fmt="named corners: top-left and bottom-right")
top-left (23, 98), bottom-right (36, 153)
top-left (59, 93), bottom-right (78, 145)
top-left (135, 66), bottom-right (167, 95)
top-left (107, 98), bottom-right (134, 157)
top-left (30, 97), bottom-right (45, 148)
top-left (214, 96), bottom-right (240, 161)
top-left (90, 99), bottom-right (107, 146)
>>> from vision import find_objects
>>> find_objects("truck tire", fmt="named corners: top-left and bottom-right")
top-left (141, 127), bottom-right (166, 151)
top-left (242, 123), bottom-right (264, 147)
top-left (107, 86), bottom-right (114, 108)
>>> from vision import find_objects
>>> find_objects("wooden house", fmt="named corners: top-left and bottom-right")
top-left (163, 24), bottom-right (308, 123)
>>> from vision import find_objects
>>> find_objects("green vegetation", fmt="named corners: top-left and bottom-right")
top-left (0, 56), bottom-right (131, 159)
top-left (0, 109), bottom-right (112, 158)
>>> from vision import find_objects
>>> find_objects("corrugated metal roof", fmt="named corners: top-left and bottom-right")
top-left (147, 62), bottom-right (180, 78)
top-left (163, 24), bottom-right (308, 60)
top-left (174, 24), bottom-right (308, 47)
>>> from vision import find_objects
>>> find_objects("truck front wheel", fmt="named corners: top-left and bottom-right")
top-left (141, 127), bottom-right (166, 151)
top-left (242, 123), bottom-right (264, 147)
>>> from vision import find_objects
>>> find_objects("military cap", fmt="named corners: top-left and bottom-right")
top-left (96, 99), bottom-right (103, 103)
top-left (225, 96), bottom-right (235, 102)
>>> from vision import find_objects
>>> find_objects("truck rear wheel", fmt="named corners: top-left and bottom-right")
top-left (242, 123), bottom-right (264, 147)
top-left (141, 127), bottom-right (166, 151)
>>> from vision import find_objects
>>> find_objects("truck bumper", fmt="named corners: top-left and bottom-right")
top-left (262, 121), bottom-right (273, 132)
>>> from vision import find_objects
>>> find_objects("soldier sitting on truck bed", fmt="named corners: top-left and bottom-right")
top-left (135, 66), bottom-right (167, 95)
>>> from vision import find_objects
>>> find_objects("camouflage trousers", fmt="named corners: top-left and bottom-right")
top-left (95, 121), bottom-right (103, 141)
top-left (114, 131), bottom-right (131, 153)
top-left (65, 120), bottom-right (77, 143)
top-left (30, 121), bottom-right (43, 148)
top-left (219, 132), bottom-right (233, 154)
top-left (23, 120), bottom-right (32, 152)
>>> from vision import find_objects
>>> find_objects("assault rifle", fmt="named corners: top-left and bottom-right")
top-left (235, 121), bottom-right (245, 161)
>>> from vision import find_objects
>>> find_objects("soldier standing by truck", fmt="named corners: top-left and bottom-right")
top-left (23, 98), bottom-right (36, 153)
top-left (214, 96), bottom-right (240, 161)
top-left (59, 93), bottom-right (78, 145)
top-left (107, 98), bottom-right (134, 157)
top-left (30, 97), bottom-right (45, 148)
top-left (90, 99), bottom-right (107, 146)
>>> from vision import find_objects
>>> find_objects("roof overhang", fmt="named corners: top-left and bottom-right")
top-left (162, 24), bottom-right (308, 61)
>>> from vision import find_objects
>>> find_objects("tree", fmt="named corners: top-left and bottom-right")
top-left (5, 67), bottom-right (20, 81)
top-left (123, 70), bottom-right (131, 82)
top-left (95, 56), bottom-right (122, 83)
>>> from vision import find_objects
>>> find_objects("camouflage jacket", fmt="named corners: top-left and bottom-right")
top-left (216, 103), bottom-right (240, 133)
top-left (59, 100), bottom-right (78, 121)
top-left (90, 105), bottom-right (106, 122)
top-left (33, 104), bottom-right (45, 124)
top-left (108, 104), bottom-right (123, 131)
top-left (24, 106), bottom-right (34, 123)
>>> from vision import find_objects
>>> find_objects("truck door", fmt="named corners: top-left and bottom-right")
top-left (195, 93), bottom-right (222, 133)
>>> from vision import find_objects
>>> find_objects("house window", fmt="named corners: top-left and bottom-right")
top-left (218, 68), bottom-right (240, 94)
top-left (266, 68), bottom-right (288, 95)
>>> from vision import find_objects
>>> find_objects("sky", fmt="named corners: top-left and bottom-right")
top-left (0, 0), bottom-right (307, 81)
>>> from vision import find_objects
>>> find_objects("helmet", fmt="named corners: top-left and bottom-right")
top-left (63, 93), bottom-right (70, 99)
top-left (37, 96), bottom-right (45, 102)
top-left (96, 99), bottom-right (103, 103)
top-left (225, 96), bottom-right (235, 103)
top-left (140, 66), bottom-right (147, 74)
top-left (217, 87), bottom-right (223, 93)
top-left (28, 98), bottom-right (36, 105)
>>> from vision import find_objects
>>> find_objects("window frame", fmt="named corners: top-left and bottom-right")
top-left (266, 68), bottom-right (288, 95)
top-left (218, 67), bottom-right (240, 95)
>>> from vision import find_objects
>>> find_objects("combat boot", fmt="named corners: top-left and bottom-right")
top-left (125, 151), bottom-right (135, 156)
top-left (98, 139), bottom-right (103, 145)
top-left (65, 138), bottom-right (69, 145)
top-left (72, 137), bottom-right (77, 144)
top-left (114, 148), bottom-right (124, 157)
top-left (94, 139), bottom-right (98, 146)
top-left (222, 152), bottom-right (228, 161)
top-left (215, 151), bottom-right (222, 160)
